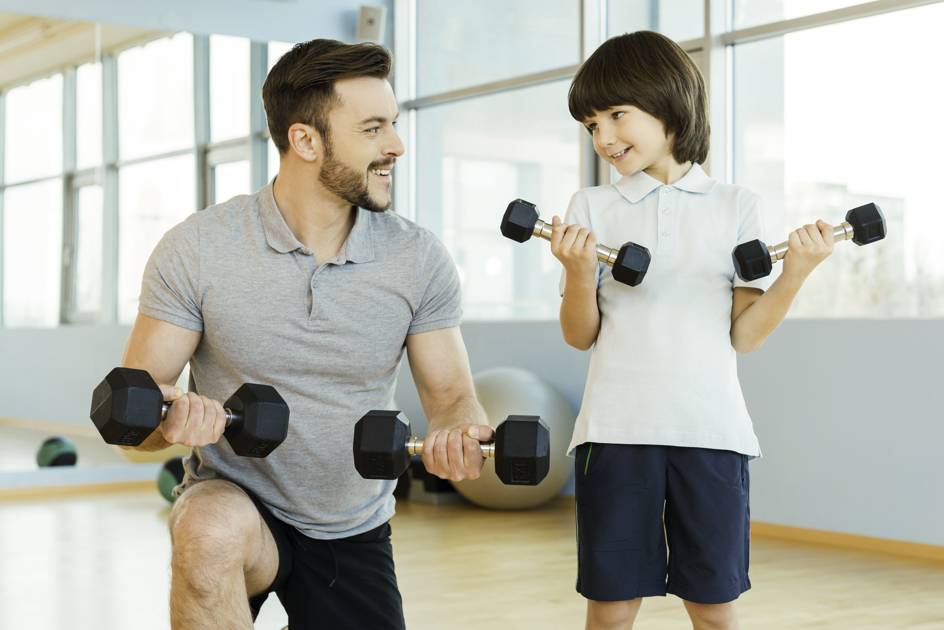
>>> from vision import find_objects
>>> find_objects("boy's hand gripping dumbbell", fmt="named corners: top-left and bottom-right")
top-left (501, 198), bottom-right (651, 287)
top-left (732, 202), bottom-right (886, 281)
top-left (353, 410), bottom-right (550, 485)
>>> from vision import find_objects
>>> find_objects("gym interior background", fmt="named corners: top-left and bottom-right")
top-left (0, 0), bottom-right (942, 627)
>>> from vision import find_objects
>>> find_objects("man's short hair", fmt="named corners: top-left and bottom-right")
top-left (262, 39), bottom-right (393, 155)
top-left (568, 31), bottom-right (710, 165)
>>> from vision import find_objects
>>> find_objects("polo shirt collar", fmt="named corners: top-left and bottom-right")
top-left (614, 162), bottom-right (717, 204)
top-left (259, 178), bottom-right (375, 264)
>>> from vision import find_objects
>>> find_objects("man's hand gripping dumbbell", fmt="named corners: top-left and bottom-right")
top-left (353, 410), bottom-right (551, 485)
top-left (90, 367), bottom-right (290, 457)
top-left (501, 198), bottom-right (652, 286)
top-left (732, 203), bottom-right (886, 281)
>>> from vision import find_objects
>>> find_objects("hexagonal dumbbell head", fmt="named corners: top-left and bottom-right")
top-left (846, 203), bottom-right (886, 246)
top-left (223, 384), bottom-right (290, 458)
top-left (501, 199), bottom-right (540, 243)
top-left (353, 411), bottom-right (411, 480)
top-left (732, 239), bottom-right (773, 282)
top-left (494, 415), bottom-right (550, 486)
top-left (613, 242), bottom-right (652, 287)
top-left (90, 367), bottom-right (164, 446)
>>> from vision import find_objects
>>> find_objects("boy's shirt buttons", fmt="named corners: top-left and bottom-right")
top-left (662, 207), bottom-right (670, 214)
top-left (662, 188), bottom-right (671, 194)
top-left (662, 229), bottom-right (671, 236)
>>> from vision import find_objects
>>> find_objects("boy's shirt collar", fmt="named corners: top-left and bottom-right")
top-left (614, 162), bottom-right (717, 204)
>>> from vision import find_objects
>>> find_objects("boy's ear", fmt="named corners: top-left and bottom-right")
top-left (287, 123), bottom-right (323, 163)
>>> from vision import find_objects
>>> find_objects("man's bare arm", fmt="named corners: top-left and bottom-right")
top-left (119, 313), bottom-right (202, 451)
top-left (405, 326), bottom-right (491, 481)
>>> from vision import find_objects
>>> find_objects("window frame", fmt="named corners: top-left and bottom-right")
top-left (0, 0), bottom-right (940, 326)
top-left (0, 31), bottom-right (276, 327)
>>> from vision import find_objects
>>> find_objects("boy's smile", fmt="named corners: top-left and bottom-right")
top-left (584, 105), bottom-right (691, 185)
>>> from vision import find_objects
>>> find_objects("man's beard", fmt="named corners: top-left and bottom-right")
top-left (318, 140), bottom-right (394, 213)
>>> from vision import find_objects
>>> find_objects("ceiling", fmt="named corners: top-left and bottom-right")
top-left (0, 12), bottom-right (165, 90)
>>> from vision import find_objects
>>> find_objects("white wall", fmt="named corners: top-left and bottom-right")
top-left (0, 0), bottom-right (393, 44)
top-left (1, 320), bottom-right (941, 545)
top-left (0, 324), bottom-right (130, 424)
top-left (395, 320), bottom-right (944, 547)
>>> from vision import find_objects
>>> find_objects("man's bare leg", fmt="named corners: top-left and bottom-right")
top-left (683, 600), bottom-right (739, 630)
top-left (586, 598), bottom-right (643, 630)
top-left (168, 480), bottom-right (280, 630)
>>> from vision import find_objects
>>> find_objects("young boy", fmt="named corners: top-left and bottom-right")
top-left (550, 31), bottom-right (835, 630)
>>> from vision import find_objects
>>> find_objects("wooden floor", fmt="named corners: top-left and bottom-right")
top-left (0, 491), bottom-right (942, 629)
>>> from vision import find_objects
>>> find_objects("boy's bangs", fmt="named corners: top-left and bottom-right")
top-left (568, 47), bottom-right (640, 124)
top-left (568, 74), bottom-right (638, 124)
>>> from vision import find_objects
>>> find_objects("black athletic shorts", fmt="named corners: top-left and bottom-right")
top-left (244, 488), bottom-right (405, 630)
top-left (574, 443), bottom-right (751, 605)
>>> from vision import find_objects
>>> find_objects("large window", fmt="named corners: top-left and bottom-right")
top-left (0, 30), bottom-right (284, 327)
top-left (118, 155), bottom-right (196, 322)
top-left (118, 34), bottom-right (194, 161)
top-left (733, 1), bottom-right (944, 316)
top-left (416, 81), bottom-right (579, 319)
top-left (402, 0), bottom-right (944, 320)
top-left (415, 0), bottom-right (580, 97)
top-left (2, 180), bottom-right (63, 327)
top-left (1, 2), bottom-right (942, 327)
top-left (608, 0), bottom-right (705, 41)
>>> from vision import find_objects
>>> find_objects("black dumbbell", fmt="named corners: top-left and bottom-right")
top-left (501, 198), bottom-right (651, 287)
top-left (353, 410), bottom-right (550, 486)
top-left (733, 203), bottom-right (887, 282)
top-left (90, 367), bottom-right (290, 458)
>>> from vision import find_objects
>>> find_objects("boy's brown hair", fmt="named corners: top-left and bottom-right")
top-left (568, 31), bottom-right (709, 164)
top-left (263, 39), bottom-right (393, 155)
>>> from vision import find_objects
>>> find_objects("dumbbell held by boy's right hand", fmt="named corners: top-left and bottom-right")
top-left (501, 198), bottom-right (650, 286)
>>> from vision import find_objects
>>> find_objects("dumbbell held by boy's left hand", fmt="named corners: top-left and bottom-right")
top-left (780, 220), bottom-right (835, 281)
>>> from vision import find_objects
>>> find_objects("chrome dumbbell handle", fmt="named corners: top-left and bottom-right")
top-left (532, 218), bottom-right (620, 266)
top-left (160, 402), bottom-right (235, 427)
top-left (405, 437), bottom-right (496, 459)
top-left (766, 221), bottom-right (855, 264)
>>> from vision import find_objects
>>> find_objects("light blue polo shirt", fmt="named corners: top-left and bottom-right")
top-left (139, 179), bottom-right (462, 539)
top-left (560, 163), bottom-right (771, 457)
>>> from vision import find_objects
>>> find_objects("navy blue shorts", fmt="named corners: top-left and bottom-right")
top-left (574, 443), bottom-right (751, 605)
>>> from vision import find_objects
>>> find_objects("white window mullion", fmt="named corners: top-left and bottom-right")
top-left (249, 41), bottom-right (269, 192)
top-left (194, 35), bottom-right (211, 211)
top-left (61, 67), bottom-right (77, 324)
top-left (101, 52), bottom-right (119, 324)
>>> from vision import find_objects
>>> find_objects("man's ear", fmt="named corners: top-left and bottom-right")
top-left (287, 123), bottom-right (323, 163)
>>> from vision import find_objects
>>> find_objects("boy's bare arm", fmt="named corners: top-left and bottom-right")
top-left (730, 220), bottom-right (835, 353)
top-left (551, 216), bottom-right (601, 350)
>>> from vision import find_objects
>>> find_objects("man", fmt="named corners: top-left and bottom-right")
top-left (121, 39), bottom-right (490, 629)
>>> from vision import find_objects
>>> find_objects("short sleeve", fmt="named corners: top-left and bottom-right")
top-left (408, 235), bottom-right (463, 335)
top-left (558, 191), bottom-right (603, 297)
top-left (733, 191), bottom-right (774, 292)
top-left (138, 214), bottom-right (204, 331)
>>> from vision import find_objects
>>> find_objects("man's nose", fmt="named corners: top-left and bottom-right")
top-left (386, 128), bottom-right (405, 157)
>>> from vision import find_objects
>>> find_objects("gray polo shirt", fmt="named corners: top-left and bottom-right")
top-left (139, 180), bottom-right (462, 539)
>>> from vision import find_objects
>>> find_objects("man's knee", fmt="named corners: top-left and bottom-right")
top-left (169, 482), bottom-right (262, 589)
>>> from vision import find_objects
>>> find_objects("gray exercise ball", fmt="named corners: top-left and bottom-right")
top-left (453, 367), bottom-right (576, 509)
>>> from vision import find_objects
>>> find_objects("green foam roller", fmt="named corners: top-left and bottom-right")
top-left (158, 456), bottom-right (186, 503)
top-left (36, 436), bottom-right (78, 468)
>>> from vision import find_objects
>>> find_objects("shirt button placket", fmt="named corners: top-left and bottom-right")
top-left (658, 187), bottom-right (674, 248)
